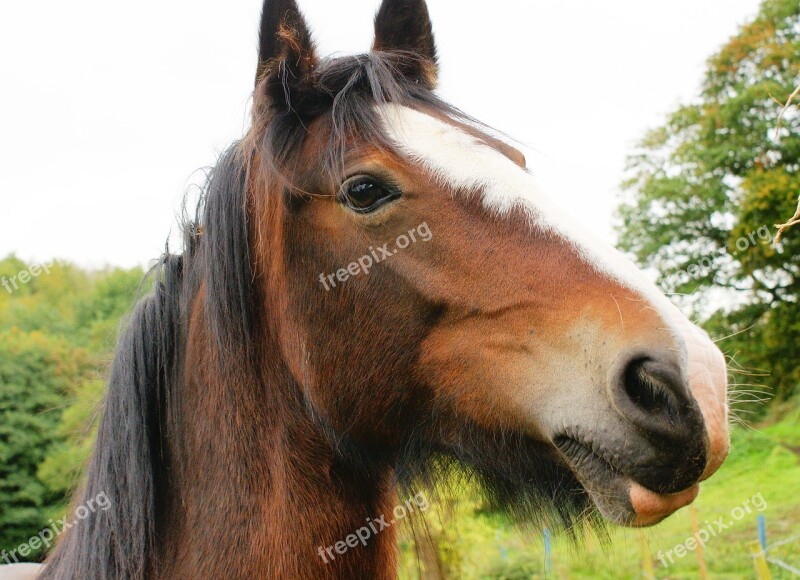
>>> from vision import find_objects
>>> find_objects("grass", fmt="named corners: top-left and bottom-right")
top-left (399, 408), bottom-right (800, 579)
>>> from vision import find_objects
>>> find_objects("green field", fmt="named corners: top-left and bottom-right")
top-left (398, 410), bottom-right (800, 579)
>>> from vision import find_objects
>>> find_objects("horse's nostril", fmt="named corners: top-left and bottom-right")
top-left (623, 358), bottom-right (680, 423)
top-left (614, 355), bottom-right (699, 440)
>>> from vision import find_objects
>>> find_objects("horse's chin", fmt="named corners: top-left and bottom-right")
top-left (555, 437), bottom-right (700, 527)
top-left (583, 475), bottom-right (699, 528)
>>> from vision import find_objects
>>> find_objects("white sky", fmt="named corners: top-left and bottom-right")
top-left (0, 0), bottom-right (762, 269)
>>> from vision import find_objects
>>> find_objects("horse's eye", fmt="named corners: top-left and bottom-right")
top-left (338, 176), bottom-right (400, 214)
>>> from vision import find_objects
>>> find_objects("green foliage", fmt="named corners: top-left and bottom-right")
top-left (616, 0), bottom-right (800, 403)
top-left (37, 379), bottom-right (106, 498)
top-left (0, 261), bottom-right (90, 338)
top-left (0, 255), bottom-right (142, 562)
top-left (0, 330), bottom-right (91, 556)
top-left (74, 268), bottom-right (145, 350)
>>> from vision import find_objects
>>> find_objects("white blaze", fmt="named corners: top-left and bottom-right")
top-left (376, 103), bottom-right (677, 323)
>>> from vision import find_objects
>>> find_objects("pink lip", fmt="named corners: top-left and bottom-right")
top-left (629, 482), bottom-right (700, 526)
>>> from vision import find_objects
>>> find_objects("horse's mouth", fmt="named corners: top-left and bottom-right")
top-left (554, 434), bottom-right (700, 527)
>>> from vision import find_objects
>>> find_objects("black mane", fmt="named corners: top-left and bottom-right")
top-left (39, 144), bottom-right (253, 578)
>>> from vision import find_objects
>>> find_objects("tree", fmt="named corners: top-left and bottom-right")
top-left (617, 0), bottom-right (800, 405)
top-left (0, 256), bottom-right (143, 561)
top-left (74, 267), bottom-right (145, 350)
top-left (0, 330), bottom-right (91, 557)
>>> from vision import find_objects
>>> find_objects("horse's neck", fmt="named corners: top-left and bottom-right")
top-left (160, 331), bottom-right (399, 578)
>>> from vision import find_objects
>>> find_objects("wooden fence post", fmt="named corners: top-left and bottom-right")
top-left (689, 504), bottom-right (709, 579)
top-left (639, 532), bottom-right (655, 580)
top-left (749, 540), bottom-right (772, 580)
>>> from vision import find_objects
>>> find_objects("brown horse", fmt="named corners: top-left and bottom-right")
top-left (9, 0), bottom-right (729, 578)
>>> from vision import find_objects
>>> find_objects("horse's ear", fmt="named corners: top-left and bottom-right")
top-left (255, 0), bottom-right (317, 110)
top-left (372, 0), bottom-right (438, 88)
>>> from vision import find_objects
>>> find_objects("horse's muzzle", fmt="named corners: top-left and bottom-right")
top-left (554, 315), bottom-right (729, 526)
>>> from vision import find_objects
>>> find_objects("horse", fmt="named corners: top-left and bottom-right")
top-left (3, 0), bottom-right (729, 577)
